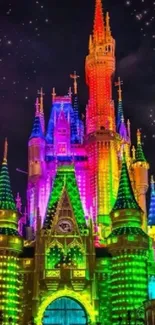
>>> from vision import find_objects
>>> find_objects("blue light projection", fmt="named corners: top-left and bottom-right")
top-left (43, 297), bottom-right (87, 325)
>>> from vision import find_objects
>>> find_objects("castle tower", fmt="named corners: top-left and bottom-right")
top-left (0, 139), bottom-right (23, 324)
top-left (148, 176), bottom-right (155, 240)
top-left (28, 97), bottom-right (46, 230)
top-left (85, 0), bottom-right (119, 229)
top-left (107, 154), bottom-right (149, 324)
top-left (132, 129), bottom-right (149, 232)
top-left (85, 1), bottom-right (115, 133)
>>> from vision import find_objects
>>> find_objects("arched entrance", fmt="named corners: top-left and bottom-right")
top-left (43, 297), bottom-right (87, 325)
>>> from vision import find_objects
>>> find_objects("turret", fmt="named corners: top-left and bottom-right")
top-left (0, 139), bottom-right (23, 324)
top-left (132, 129), bottom-right (149, 232)
top-left (28, 97), bottom-right (45, 179)
top-left (148, 176), bottom-right (155, 240)
top-left (107, 154), bottom-right (149, 324)
top-left (85, 0), bottom-right (116, 133)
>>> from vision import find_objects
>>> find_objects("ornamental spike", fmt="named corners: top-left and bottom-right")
top-left (105, 12), bottom-right (111, 38)
top-left (137, 129), bottom-right (141, 145)
top-left (93, 0), bottom-right (105, 43)
top-left (3, 138), bottom-right (8, 165)
top-left (38, 87), bottom-right (45, 114)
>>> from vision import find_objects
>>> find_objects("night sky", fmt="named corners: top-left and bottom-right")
top-left (0, 0), bottom-right (155, 206)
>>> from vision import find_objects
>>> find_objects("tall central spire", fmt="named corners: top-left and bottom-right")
top-left (93, 0), bottom-right (105, 43)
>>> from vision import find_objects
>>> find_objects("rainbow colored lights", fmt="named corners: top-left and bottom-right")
top-left (0, 0), bottom-right (154, 325)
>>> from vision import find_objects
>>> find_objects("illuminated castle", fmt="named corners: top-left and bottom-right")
top-left (1, 0), bottom-right (155, 324)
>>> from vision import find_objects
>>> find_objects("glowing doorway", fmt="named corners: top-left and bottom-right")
top-left (43, 297), bottom-right (87, 325)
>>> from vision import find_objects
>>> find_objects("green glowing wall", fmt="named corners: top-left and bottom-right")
top-left (0, 254), bottom-right (22, 325)
top-left (111, 252), bottom-right (148, 325)
top-left (96, 258), bottom-right (111, 325)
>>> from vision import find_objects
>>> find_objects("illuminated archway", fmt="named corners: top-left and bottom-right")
top-left (36, 289), bottom-right (97, 324)
top-left (43, 297), bottom-right (87, 324)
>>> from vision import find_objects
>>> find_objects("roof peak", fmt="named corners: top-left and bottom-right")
top-left (3, 138), bottom-right (8, 165)
top-left (135, 129), bottom-right (147, 163)
top-left (93, 0), bottom-right (105, 43)
top-left (112, 154), bottom-right (141, 212)
top-left (0, 139), bottom-right (16, 211)
top-left (43, 165), bottom-right (86, 233)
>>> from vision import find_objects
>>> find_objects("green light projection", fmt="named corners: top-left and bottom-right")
top-left (46, 245), bottom-right (84, 269)
top-left (135, 129), bottom-right (147, 163)
top-left (44, 166), bottom-right (86, 232)
top-left (0, 255), bottom-right (22, 325)
top-left (112, 155), bottom-right (141, 211)
top-left (0, 161), bottom-right (16, 211)
top-left (96, 258), bottom-right (111, 325)
top-left (111, 252), bottom-right (148, 325)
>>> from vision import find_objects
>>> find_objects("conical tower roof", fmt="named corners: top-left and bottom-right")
top-left (93, 0), bottom-right (105, 43)
top-left (112, 154), bottom-right (141, 212)
top-left (29, 98), bottom-right (44, 140)
top-left (0, 139), bottom-right (16, 211)
top-left (43, 165), bottom-right (86, 233)
top-left (135, 129), bottom-right (146, 162)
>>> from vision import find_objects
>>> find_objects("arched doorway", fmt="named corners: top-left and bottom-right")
top-left (43, 297), bottom-right (87, 325)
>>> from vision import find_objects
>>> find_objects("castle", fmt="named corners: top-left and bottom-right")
top-left (0, 0), bottom-right (155, 324)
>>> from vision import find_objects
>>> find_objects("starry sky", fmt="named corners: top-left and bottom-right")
top-left (0, 0), bottom-right (155, 205)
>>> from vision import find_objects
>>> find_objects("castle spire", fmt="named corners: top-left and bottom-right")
top-left (35, 97), bottom-right (40, 117)
top-left (115, 77), bottom-right (128, 140)
top-left (115, 77), bottom-right (123, 130)
top-left (112, 154), bottom-right (140, 212)
top-left (135, 129), bottom-right (146, 162)
top-left (3, 137), bottom-right (8, 164)
top-left (70, 71), bottom-right (80, 95)
top-left (29, 99), bottom-right (44, 140)
top-left (0, 139), bottom-right (16, 211)
top-left (52, 87), bottom-right (56, 101)
top-left (93, 0), bottom-right (105, 43)
top-left (105, 12), bottom-right (111, 38)
top-left (37, 88), bottom-right (45, 133)
top-left (38, 87), bottom-right (45, 115)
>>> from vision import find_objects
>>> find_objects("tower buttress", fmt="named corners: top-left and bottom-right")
top-left (132, 129), bottom-right (149, 232)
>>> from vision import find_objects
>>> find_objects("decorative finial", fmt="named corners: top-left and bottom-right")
top-left (89, 35), bottom-right (93, 53)
top-left (70, 71), bottom-right (80, 95)
top-left (151, 175), bottom-right (155, 192)
top-left (127, 119), bottom-right (131, 140)
top-left (38, 87), bottom-right (45, 114)
top-left (35, 97), bottom-right (40, 116)
top-left (106, 12), bottom-right (111, 37)
top-left (68, 87), bottom-right (72, 97)
top-left (3, 138), bottom-right (8, 164)
top-left (16, 192), bottom-right (22, 213)
top-left (132, 146), bottom-right (136, 160)
top-left (115, 77), bottom-right (123, 102)
top-left (137, 129), bottom-right (141, 145)
top-left (52, 87), bottom-right (56, 101)
top-left (93, 0), bottom-right (105, 43)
